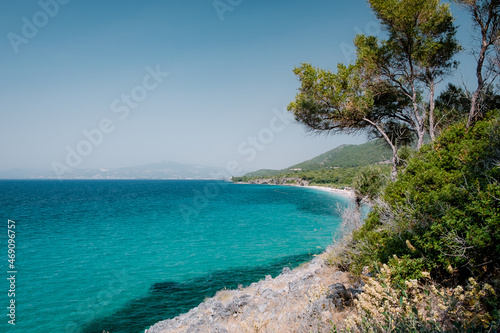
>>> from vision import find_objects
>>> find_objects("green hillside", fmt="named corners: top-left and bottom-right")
top-left (242, 139), bottom-right (391, 179)
top-left (290, 139), bottom-right (392, 171)
top-left (241, 169), bottom-right (285, 178)
top-left (234, 139), bottom-right (392, 187)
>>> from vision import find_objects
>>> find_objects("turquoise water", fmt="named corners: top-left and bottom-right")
top-left (0, 180), bottom-right (350, 333)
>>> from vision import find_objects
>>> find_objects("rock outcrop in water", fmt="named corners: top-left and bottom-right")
top-left (146, 249), bottom-right (363, 332)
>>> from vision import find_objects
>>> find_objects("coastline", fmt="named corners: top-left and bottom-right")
top-left (145, 183), bottom-right (358, 332)
top-left (145, 246), bottom-right (360, 333)
top-left (233, 180), bottom-right (355, 200)
top-left (302, 185), bottom-right (355, 200)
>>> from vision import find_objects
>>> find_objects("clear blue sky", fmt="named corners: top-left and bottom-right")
top-left (0, 0), bottom-right (478, 174)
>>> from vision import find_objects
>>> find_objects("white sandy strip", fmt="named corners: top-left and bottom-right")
top-left (305, 185), bottom-right (355, 200)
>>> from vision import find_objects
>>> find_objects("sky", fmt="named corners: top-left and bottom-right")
top-left (0, 0), bottom-right (480, 176)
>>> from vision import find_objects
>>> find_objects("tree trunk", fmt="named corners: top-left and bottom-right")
top-left (390, 152), bottom-right (398, 182)
top-left (468, 89), bottom-right (481, 128)
top-left (363, 118), bottom-right (399, 181)
top-left (428, 80), bottom-right (436, 141)
top-left (416, 127), bottom-right (425, 149)
top-left (467, 9), bottom-right (489, 129)
top-left (411, 84), bottom-right (426, 149)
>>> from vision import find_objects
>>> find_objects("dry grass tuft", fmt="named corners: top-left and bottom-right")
top-left (346, 264), bottom-right (497, 332)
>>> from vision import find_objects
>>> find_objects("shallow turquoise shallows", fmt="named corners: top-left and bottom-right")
top-left (0, 180), bottom-right (351, 333)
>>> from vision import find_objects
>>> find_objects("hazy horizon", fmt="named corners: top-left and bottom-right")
top-left (1, 0), bottom-right (477, 177)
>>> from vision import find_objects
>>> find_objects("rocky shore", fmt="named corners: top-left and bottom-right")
top-left (145, 248), bottom-right (363, 333)
top-left (238, 177), bottom-right (311, 187)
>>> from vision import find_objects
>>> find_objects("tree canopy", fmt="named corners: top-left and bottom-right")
top-left (288, 0), bottom-right (460, 180)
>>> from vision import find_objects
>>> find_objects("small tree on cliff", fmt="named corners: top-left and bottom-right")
top-left (288, 63), bottom-right (410, 181)
top-left (352, 165), bottom-right (386, 210)
top-left (357, 0), bottom-right (460, 144)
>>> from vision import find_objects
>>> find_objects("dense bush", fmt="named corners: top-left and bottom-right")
top-left (343, 112), bottom-right (500, 285)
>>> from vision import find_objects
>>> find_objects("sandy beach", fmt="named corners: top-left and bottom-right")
top-left (304, 185), bottom-right (355, 200)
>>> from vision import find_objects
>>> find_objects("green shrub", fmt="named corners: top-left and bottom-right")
top-left (344, 112), bottom-right (500, 284)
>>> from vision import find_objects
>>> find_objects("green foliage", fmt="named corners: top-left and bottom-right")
top-left (434, 83), bottom-right (500, 133)
top-left (345, 113), bottom-right (500, 283)
top-left (233, 139), bottom-right (393, 187)
top-left (301, 166), bottom-right (390, 187)
top-left (237, 169), bottom-right (284, 179)
top-left (368, 121), bottom-right (415, 150)
top-left (290, 139), bottom-right (393, 170)
top-left (397, 145), bottom-right (416, 168)
top-left (367, 0), bottom-right (459, 74)
top-left (287, 62), bottom-right (373, 135)
top-left (434, 83), bottom-right (470, 130)
top-left (352, 165), bottom-right (387, 206)
top-left (234, 165), bottom-right (391, 189)
top-left (387, 255), bottom-right (429, 285)
top-left (288, 0), bottom-right (461, 183)
top-left (356, 0), bottom-right (460, 150)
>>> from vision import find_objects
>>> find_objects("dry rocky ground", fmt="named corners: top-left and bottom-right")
top-left (146, 248), bottom-right (363, 333)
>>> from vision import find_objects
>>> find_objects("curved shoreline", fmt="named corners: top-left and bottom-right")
top-left (234, 181), bottom-right (355, 200)
top-left (301, 185), bottom-right (355, 200)
top-left (145, 184), bottom-right (357, 332)
top-left (145, 246), bottom-right (359, 333)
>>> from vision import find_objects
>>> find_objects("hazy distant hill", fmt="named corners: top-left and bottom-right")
top-left (0, 161), bottom-right (231, 180)
top-left (243, 139), bottom-right (391, 178)
top-left (104, 161), bottom-right (229, 179)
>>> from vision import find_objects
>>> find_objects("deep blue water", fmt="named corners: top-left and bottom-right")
top-left (0, 180), bottom-right (350, 333)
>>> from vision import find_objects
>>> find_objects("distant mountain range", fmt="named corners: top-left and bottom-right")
top-left (243, 139), bottom-right (392, 178)
top-left (0, 161), bottom-right (232, 180)
top-left (1, 140), bottom-right (392, 180)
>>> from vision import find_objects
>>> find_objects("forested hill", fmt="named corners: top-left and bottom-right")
top-left (243, 139), bottom-right (391, 178)
top-left (289, 139), bottom-right (392, 171)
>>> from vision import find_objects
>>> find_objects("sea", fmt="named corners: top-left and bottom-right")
top-left (0, 180), bottom-right (351, 333)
